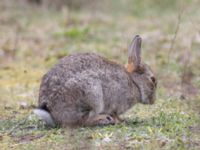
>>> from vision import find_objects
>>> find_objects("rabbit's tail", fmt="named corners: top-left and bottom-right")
top-left (33, 108), bottom-right (56, 127)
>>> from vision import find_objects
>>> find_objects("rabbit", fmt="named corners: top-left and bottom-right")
top-left (33, 35), bottom-right (157, 127)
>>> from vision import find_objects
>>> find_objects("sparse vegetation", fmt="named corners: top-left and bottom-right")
top-left (0, 0), bottom-right (200, 149)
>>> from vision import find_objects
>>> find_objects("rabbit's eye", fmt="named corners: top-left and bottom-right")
top-left (151, 77), bottom-right (156, 83)
top-left (150, 76), bottom-right (157, 87)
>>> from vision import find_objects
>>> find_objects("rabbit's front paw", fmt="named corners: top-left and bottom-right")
top-left (111, 114), bottom-right (124, 124)
top-left (89, 114), bottom-right (115, 126)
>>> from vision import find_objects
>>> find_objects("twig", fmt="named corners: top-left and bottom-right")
top-left (167, 12), bottom-right (182, 64)
top-left (180, 48), bottom-right (191, 99)
top-left (12, 26), bottom-right (20, 59)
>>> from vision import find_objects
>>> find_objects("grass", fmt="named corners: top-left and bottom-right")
top-left (0, 0), bottom-right (200, 149)
top-left (0, 99), bottom-right (198, 149)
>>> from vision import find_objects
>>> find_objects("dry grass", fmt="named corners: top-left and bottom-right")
top-left (0, 0), bottom-right (200, 149)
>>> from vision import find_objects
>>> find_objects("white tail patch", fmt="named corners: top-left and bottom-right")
top-left (33, 109), bottom-right (56, 127)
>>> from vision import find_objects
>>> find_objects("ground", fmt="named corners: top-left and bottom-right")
top-left (0, 0), bottom-right (200, 149)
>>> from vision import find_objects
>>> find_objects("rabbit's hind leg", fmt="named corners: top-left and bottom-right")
top-left (85, 114), bottom-right (115, 126)
top-left (82, 81), bottom-right (116, 126)
top-left (51, 106), bottom-right (87, 127)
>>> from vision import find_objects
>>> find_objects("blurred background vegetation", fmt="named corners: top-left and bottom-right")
top-left (0, 0), bottom-right (200, 149)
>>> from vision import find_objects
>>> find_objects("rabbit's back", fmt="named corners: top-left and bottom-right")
top-left (56, 53), bottom-right (125, 77)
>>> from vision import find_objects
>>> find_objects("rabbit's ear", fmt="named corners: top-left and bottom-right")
top-left (126, 35), bottom-right (142, 73)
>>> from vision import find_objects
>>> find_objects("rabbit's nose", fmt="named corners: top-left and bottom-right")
top-left (106, 116), bottom-right (112, 121)
top-left (149, 95), bottom-right (156, 105)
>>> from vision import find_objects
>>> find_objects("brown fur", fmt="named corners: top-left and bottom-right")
top-left (125, 63), bottom-right (135, 73)
top-left (37, 35), bottom-right (157, 127)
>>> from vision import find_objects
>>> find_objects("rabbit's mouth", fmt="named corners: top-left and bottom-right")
top-left (140, 90), bottom-right (156, 105)
top-left (141, 98), bottom-right (154, 105)
top-left (146, 93), bottom-right (156, 105)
